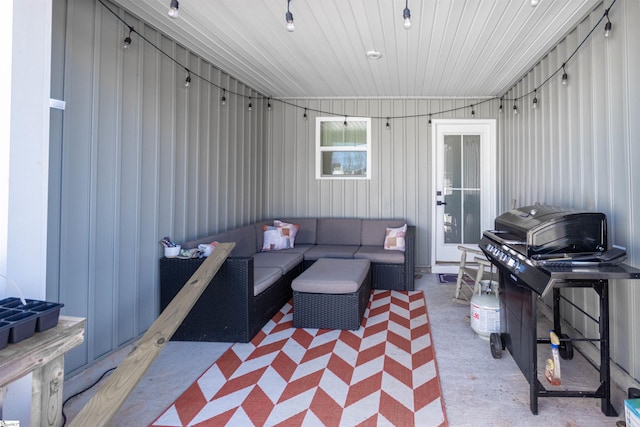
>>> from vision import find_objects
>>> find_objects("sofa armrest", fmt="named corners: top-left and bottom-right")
top-left (404, 226), bottom-right (416, 290)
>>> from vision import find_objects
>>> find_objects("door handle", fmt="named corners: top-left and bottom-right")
top-left (437, 201), bottom-right (447, 206)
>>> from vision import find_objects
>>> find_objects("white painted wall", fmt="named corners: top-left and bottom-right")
top-left (1, 0), bottom-right (53, 424)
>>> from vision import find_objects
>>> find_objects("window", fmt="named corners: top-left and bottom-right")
top-left (316, 117), bottom-right (371, 179)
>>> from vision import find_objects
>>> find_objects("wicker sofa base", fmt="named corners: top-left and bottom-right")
top-left (293, 269), bottom-right (371, 330)
top-left (160, 257), bottom-right (300, 342)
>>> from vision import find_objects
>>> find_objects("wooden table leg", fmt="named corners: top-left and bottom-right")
top-left (0, 385), bottom-right (6, 419)
top-left (31, 355), bottom-right (65, 427)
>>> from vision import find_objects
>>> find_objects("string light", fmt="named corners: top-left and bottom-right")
top-left (470, 105), bottom-right (475, 117)
top-left (168, 0), bottom-right (179, 19)
top-left (402, 0), bottom-right (412, 29)
top-left (343, 116), bottom-right (348, 126)
top-left (122, 26), bottom-right (133, 49)
top-left (286, 0), bottom-right (295, 32)
top-left (184, 69), bottom-right (191, 87)
top-left (532, 90), bottom-right (538, 109)
top-left (96, 0), bottom-right (619, 126)
top-left (303, 108), bottom-right (308, 120)
top-left (221, 89), bottom-right (226, 105)
top-left (248, 98), bottom-right (253, 111)
top-left (267, 98), bottom-right (272, 111)
top-left (386, 118), bottom-right (390, 129)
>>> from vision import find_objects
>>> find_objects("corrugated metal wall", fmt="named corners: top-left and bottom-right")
top-left (266, 98), bottom-right (499, 267)
top-left (52, 0), bottom-right (639, 384)
top-left (50, 0), bottom-right (266, 373)
top-left (499, 1), bottom-right (640, 382)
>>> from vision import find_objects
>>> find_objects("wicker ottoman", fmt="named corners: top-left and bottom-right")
top-left (292, 258), bottom-right (371, 330)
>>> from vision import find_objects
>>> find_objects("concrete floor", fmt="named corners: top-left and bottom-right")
top-left (63, 274), bottom-right (637, 426)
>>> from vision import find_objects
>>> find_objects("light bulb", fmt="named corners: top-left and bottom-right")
top-left (403, 8), bottom-right (411, 29)
top-left (123, 36), bottom-right (131, 49)
top-left (604, 20), bottom-right (611, 38)
top-left (248, 101), bottom-right (253, 111)
top-left (562, 72), bottom-right (568, 85)
top-left (513, 104), bottom-right (518, 114)
top-left (303, 108), bottom-right (308, 120)
top-left (268, 99), bottom-right (272, 111)
top-left (168, 0), bottom-right (179, 18)
top-left (532, 97), bottom-right (537, 109)
top-left (221, 90), bottom-right (226, 106)
top-left (386, 118), bottom-right (390, 129)
top-left (286, 0), bottom-right (295, 32)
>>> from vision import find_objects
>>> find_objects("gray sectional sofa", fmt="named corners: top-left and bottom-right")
top-left (160, 218), bottom-right (415, 342)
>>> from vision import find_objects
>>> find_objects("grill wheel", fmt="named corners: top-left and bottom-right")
top-left (559, 333), bottom-right (574, 360)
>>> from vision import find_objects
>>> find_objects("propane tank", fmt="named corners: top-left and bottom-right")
top-left (470, 280), bottom-right (500, 340)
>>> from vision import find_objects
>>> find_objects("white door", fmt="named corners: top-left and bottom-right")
top-left (431, 120), bottom-right (497, 272)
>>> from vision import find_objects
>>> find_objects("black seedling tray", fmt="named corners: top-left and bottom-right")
top-left (30, 301), bottom-right (65, 332)
top-left (0, 297), bottom-right (64, 346)
top-left (0, 320), bottom-right (10, 350)
top-left (5, 311), bottom-right (38, 343)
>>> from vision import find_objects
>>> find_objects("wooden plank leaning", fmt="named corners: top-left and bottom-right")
top-left (68, 242), bottom-right (235, 427)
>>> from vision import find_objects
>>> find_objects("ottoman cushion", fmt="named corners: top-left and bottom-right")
top-left (292, 258), bottom-right (370, 294)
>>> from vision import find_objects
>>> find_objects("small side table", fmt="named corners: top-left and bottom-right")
top-left (0, 316), bottom-right (85, 427)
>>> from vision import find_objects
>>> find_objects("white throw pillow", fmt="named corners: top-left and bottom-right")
top-left (274, 220), bottom-right (300, 246)
top-left (262, 225), bottom-right (294, 251)
top-left (384, 224), bottom-right (407, 251)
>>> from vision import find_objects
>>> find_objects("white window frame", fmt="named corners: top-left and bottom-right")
top-left (315, 117), bottom-right (372, 180)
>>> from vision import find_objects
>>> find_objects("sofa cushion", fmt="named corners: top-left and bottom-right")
top-left (253, 251), bottom-right (303, 274)
top-left (282, 244), bottom-right (314, 255)
top-left (280, 218), bottom-right (317, 245)
top-left (354, 246), bottom-right (405, 264)
top-left (254, 222), bottom-right (270, 252)
top-left (316, 219), bottom-right (362, 245)
top-left (253, 267), bottom-right (282, 296)
top-left (304, 245), bottom-right (360, 260)
top-left (220, 225), bottom-right (258, 257)
top-left (361, 219), bottom-right (407, 246)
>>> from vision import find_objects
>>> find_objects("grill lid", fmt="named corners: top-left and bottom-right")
top-left (493, 205), bottom-right (607, 256)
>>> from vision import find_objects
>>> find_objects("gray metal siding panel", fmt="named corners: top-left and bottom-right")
top-left (52, 0), bottom-right (265, 373)
top-left (265, 97), bottom-right (499, 268)
top-left (498, 3), bottom-right (640, 382)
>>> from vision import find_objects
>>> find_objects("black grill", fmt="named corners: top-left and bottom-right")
top-left (479, 205), bottom-right (631, 296)
top-left (478, 204), bottom-right (640, 416)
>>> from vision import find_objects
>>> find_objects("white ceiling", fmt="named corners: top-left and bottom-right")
top-left (108, 0), bottom-right (601, 98)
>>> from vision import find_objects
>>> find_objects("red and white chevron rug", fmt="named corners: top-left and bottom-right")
top-left (151, 290), bottom-right (447, 426)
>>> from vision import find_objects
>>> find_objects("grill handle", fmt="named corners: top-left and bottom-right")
top-left (483, 230), bottom-right (526, 246)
